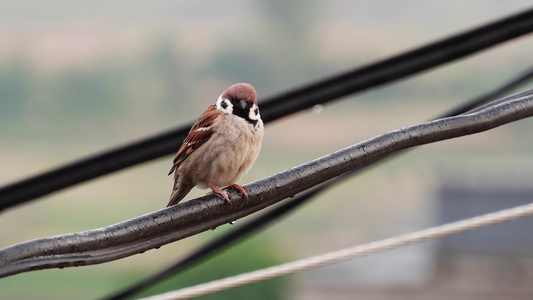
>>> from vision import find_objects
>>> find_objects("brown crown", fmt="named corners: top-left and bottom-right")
top-left (221, 83), bottom-right (257, 104)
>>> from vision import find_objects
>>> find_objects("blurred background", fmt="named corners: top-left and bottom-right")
top-left (1, 1), bottom-right (533, 299)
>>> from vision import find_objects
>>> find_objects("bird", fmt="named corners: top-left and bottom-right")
top-left (167, 83), bottom-right (264, 207)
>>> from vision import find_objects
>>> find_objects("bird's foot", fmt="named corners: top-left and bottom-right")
top-left (225, 184), bottom-right (249, 202)
top-left (207, 183), bottom-right (232, 205)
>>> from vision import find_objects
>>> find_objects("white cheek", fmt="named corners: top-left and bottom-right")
top-left (248, 104), bottom-right (260, 121)
top-left (216, 96), bottom-right (233, 114)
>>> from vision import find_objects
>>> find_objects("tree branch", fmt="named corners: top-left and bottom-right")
top-left (1, 89), bottom-right (532, 278)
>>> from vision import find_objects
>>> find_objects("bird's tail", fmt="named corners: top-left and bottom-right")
top-left (167, 186), bottom-right (193, 207)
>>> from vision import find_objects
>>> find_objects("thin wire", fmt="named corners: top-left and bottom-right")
top-left (101, 67), bottom-right (533, 300)
top-left (444, 67), bottom-right (533, 116)
top-left (1, 7), bottom-right (533, 210)
top-left (141, 202), bottom-right (533, 300)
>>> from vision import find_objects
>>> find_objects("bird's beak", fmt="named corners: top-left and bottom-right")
top-left (239, 100), bottom-right (247, 110)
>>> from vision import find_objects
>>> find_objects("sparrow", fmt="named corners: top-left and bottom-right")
top-left (167, 83), bottom-right (264, 207)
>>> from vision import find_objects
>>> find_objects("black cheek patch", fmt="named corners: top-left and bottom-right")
top-left (230, 98), bottom-right (258, 126)
top-left (220, 101), bottom-right (228, 109)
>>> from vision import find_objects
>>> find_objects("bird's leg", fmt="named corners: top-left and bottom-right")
top-left (225, 184), bottom-right (249, 202)
top-left (206, 183), bottom-right (232, 205)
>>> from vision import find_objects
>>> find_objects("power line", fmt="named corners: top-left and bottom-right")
top-left (1, 7), bottom-right (533, 211)
top-left (142, 201), bottom-right (533, 299)
top-left (102, 176), bottom-right (332, 300)
top-left (101, 67), bottom-right (533, 300)
top-left (1, 89), bottom-right (532, 278)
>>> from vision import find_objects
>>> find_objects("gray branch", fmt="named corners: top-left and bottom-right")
top-left (1, 89), bottom-right (533, 278)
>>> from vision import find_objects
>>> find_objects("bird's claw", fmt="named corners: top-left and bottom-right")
top-left (207, 183), bottom-right (250, 205)
top-left (225, 184), bottom-right (249, 202)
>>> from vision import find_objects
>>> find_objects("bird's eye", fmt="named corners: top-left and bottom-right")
top-left (239, 100), bottom-right (247, 110)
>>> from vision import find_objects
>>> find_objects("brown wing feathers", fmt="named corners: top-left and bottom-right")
top-left (168, 105), bottom-right (219, 175)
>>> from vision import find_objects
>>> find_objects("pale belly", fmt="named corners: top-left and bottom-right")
top-left (188, 130), bottom-right (261, 188)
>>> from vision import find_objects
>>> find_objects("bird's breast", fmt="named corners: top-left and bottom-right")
top-left (186, 115), bottom-right (263, 188)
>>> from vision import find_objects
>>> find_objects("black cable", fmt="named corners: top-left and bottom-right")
top-left (101, 182), bottom-right (333, 300)
top-left (444, 67), bottom-right (533, 116)
top-left (100, 65), bottom-right (533, 300)
top-left (1, 8), bottom-right (533, 211)
top-left (258, 7), bottom-right (533, 121)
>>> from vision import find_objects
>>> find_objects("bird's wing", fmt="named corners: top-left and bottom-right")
top-left (168, 104), bottom-right (219, 175)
